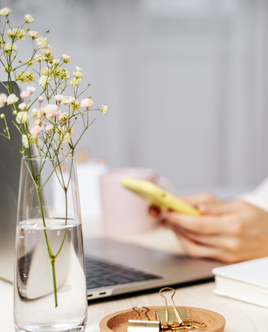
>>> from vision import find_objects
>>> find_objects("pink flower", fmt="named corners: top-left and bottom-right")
top-left (20, 90), bottom-right (30, 99)
top-left (80, 98), bottom-right (94, 108)
top-left (30, 125), bottom-right (42, 135)
top-left (0, 93), bottom-right (7, 107)
top-left (62, 96), bottom-right (75, 106)
top-left (43, 104), bottom-right (61, 120)
top-left (38, 96), bottom-right (44, 103)
top-left (54, 95), bottom-right (64, 103)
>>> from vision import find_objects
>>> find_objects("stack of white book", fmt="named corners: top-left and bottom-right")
top-left (212, 257), bottom-right (268, 308)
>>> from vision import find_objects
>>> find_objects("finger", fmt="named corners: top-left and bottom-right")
top-left (176, 226), bottom-right (241, 252)
top-left (163, 211), bottom-right (234, 235)
top-left (197, 202), bottom-right (231, 216)
top-left (173, 228), bottom-right (239, 263)
top-left (148, 205), bottom-right (161, 218)
top-left (178, 192), bottom-right (223, 207)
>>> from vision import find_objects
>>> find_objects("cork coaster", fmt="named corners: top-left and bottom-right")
top-left (99, 306), bottom-right (226, 332)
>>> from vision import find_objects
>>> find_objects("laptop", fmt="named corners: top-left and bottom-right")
top-left (0, 83), bottom-right (223, 300)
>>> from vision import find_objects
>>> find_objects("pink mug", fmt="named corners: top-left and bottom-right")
top-left (99, 168), bottom-right (176, 234)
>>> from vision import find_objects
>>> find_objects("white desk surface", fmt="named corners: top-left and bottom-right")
top-left (1, 218), bottom-right (268, 332)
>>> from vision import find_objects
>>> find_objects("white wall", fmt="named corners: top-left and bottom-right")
top-left (2, 0), bottom-right (268, 198)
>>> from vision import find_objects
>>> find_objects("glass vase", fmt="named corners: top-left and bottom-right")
top-left (14, 155), bottom-right (88, 332)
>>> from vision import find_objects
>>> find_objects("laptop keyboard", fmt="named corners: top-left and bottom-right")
top-left (85, 256), bottom-right (161, 289)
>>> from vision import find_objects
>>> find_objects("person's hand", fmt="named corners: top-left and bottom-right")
top-left (149, 192), bottom-right (268, 263)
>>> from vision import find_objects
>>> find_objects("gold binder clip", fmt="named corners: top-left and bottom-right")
top-left (156, 287), bottom-right (189, 329)
top-left (128, 306), bottom-right (161, 332)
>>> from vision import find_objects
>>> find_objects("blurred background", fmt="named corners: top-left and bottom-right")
top-left (1, 0), bottom-right (268, 199)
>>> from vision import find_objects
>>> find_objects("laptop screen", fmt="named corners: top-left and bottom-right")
top-left (0, 82), bottom-right (22, 282)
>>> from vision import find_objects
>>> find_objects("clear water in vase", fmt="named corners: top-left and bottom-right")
top-left (14, 218), bottom-right (88, 332)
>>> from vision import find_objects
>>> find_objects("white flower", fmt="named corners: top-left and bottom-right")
top-left (18, 103), bottom-right (27, 111)
top-left (22, 135), bottom-right (29, 148)
top-left (53, 59), bottom-right (60, 66)
top-left (62, 132), bottom-right (70, 145)
top-left (4, 43), bottom-right (16, 54)
top-left (0, 8), bottom-right (11, 16)
top-left (28, 30), bottom-right (39, 39)
top-left (26, 86), bottom-right (36, 94)
top-left (100, 105), bottom-right (108, 114)
top-left (61, 54), bottom-right (70, 63)
top-left (39, 75), bottom-right (50, 87)
top-left (54, 95), bottom-right (64, 103)
top-left (25, 14), bottom-right (34, 23)
top-left (70, 78), bottom-right (82, 87)
top-left (7, 94), bottom-right (19, 105)
top-left (43, 104), bottom-right (61, 120)
top-left (46, 125), bottom-right (54, 134)
top-left (62, 96), bottom-right (75, 106)
top-left (36, 37), bottom-right (48, 49)
top-left (0, 93), bottom-right (7, 107)
top-left (34, 54), bottom-right (42, 62)
top-left (16, 112), bottom-right (29, 124)
top-left (31, 108), bottom-right (41, 119)
top-left (59, 112), bottom-right (69, 124)
top-left (80, 98), bottom-right (94, 108)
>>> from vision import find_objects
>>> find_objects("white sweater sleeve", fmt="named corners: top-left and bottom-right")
top-left (240, 178), bottom-right (268, 213)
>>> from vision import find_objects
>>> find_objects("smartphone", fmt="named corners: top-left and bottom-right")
top-left (121, 177), bottom-right (200, 216)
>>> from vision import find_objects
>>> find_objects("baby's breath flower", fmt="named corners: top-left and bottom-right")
top-left (22, 134), bottom-right (29, 148)
top-left (70, 78), bottom-right (82, 87)
top-left (46, 125), bottom-right (54, 134)
top-left (18, 103), bottom-right (27, 111)
top-left (16, 111), bottom-right (29, 124)
top-left (0, 93), bottom-right (7, 107)
top-left (55, 95), bottom-right (64, 103)
top-left (42, 46), bottom-right (52, 55)
top-left (53, 67), bottom-right (61, 77)
top-left (34, 54), bottom-right (42, 62)
top-left (26, 86), bottom-right (36, 94)
top-left (53, 59), bottom-right (60, 66)
top-left (80, 98), bottom-right (94, 108)
top-left (25, 14), bottom-right (34, 23)
top-left (74, 71), bottom-right (83, 79)
top-left (24, 71), bottom-right (35, 83)
top-left (0, 8), bottom-right (11, 16)
top-left (31, 108), bottom-right (41, 119)
top-left (62, 132), bottom-right (70, 145)
top-left (36, 37), bottom-right (48, 49)
top-left (59, 112), bottom-right (69, 124)
top-left (16, 72), bottom-right (26, 83)
top-left (70, 100), bottom-right (80, 111)
top-left (7, 94), bottom-right (19, 105)
top-left (61, 54), bottom-right (70, 63)
top-left (7, 28), bottom-right (25, 41)
top-left (59, 68), bottom-right (69, 79)
top-left (0, 113), bottom-right (5, 118)
top-left (100, 105), bottom-right (108, 114)
top-left (39, 75), bottom-right (51, 87)
top-left (28, 30), bottom-right (39, 39)
top-left (25, 58), bottom-right (34, 66)
top-left (62, 96), bottom-right (75, 106)
top-left (4, 43), bottom-right (17, 55)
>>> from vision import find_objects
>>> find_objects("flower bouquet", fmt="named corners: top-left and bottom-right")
top-left (0, 7), bottom-right (107, 332)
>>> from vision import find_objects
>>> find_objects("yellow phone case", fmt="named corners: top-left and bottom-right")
top-left (121, 177), bottom-right (200, 216)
